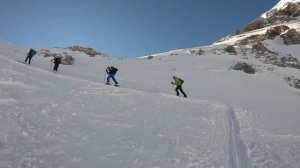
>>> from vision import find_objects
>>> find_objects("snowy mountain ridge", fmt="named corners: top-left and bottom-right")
top-left (262, 0), bottom-right (300, 18)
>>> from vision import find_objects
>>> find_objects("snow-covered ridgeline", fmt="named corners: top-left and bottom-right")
top-left (261, 0), bottom-right (300, 18)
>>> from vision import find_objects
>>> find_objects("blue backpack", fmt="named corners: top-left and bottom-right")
top-left (179, 78), bottom-right (184, 84)
top-left (30, 49), bottom-right (37, 56)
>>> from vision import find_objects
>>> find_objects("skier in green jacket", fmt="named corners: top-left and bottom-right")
top-left (171, 76), bottom-right (187, 98)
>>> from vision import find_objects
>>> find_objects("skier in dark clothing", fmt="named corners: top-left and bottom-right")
top-left (106, 66), bottom-right (118, 86)
top-left (171, 76), bottom-right (187, 98)
top-left (25, 48), bottom-right (37, 64)
top-left (51, 57), bottom-right (61, 71)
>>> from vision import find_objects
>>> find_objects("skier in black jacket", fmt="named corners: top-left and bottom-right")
top-left (51, 57), bottom-right (61, 71)
top-left (106, 66), bottom-right (118, 86)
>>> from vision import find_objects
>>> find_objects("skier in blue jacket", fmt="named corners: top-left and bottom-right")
top-left (25, 49), bottom-right (37, 64)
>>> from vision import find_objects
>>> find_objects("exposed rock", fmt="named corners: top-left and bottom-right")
top-left (224, 45), bottom-right (237, 55)
top-left (62, 55), bottom-right (75, 65)
top-left (189, 50), bottom-right (196, 54)
top-left (68, 46), bottom-right (104, 57)
top-left (231, 62), bottom-right (256, 74)
top-left (169, 53), bottom-right (178, 56)
top-left (258, 54), bottom-right (300, 69)
top-left (251, 42), bottom-right (300, 69)
top-left (39, 49), bottom-right (75, 65)
top-left (243, 19), bottom-right (267, 32)
top-left (265, 25), bottom-right (290, 39)
top-left (266, 14), bottom-right (294, 25)
top-left (279, 55), bottom-right (300, 69)
top-left (277, 2), bottom-right (300, 16)
top-left (189, 49), bottom-right (205, 55)
top-left (198, 49), bottom-right (205, 55)
top-left (147, 55), bottom-right (154, 60)
top-left (252, 42), bottom-right (270, 55)
top-left (280, 29), bottom-right (300, 45)
top-left (235, 35), bottom-right (266, 46)
top-left (243, 2), bottom-right (300, 32)
top-left (285, 76), bottom-right (300, 89)
top-left (39, 49), bottom-right (51, 57)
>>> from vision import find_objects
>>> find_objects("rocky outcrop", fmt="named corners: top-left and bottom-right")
top-left (252, 42), bottom-right (276, 55)
top-left (251, 42), bottom-right (300, 69)
top-left (280, 29), bottom-right (300, 45)
top-left (243, 19), bottom-right (267, 32)
top-left (68, 46), bottom-right (105, 57)
top-left (39, 49), bottom-right (75, 65)
top-left (259, 54), bottom-right (300, 69)
top-left (224, 45), bottom-right (237, 55)
top-left (235, 35), bottom-right (266, 46)
top-left (243, 2), bottom-right (300, 32)
top-left (274, 2), bottom-right (300, 17)
top-left (231, 62), bottom-right (256, 74)
top-left (286, 76), bottom-right (300, 89)
top-left (266, 25), bottom-right (290, 39)
top-left (62, 55), bottom-right (75, 65)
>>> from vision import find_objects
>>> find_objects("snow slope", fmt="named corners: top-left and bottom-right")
top-left (0, 46), bottom-right (239, 168)
top-left (1, 38), bottom-right (300, 168)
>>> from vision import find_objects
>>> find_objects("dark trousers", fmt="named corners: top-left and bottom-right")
top-left (175, 85), bottom-right (187, 97)
top-left (25, 56), bottom-right (32, 64)
top-left (53, 63), bottom-right (59, 71)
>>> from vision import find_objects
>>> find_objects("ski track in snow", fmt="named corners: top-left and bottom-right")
top-left (0, 98), bottom-right (18, 105)
top-left (226, 106), bottom-right (249, 168)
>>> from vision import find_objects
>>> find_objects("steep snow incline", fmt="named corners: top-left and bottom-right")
top-left (1, 40), bottom-right (300, 167)
top-left (0, 54), bottom-right (249, 168)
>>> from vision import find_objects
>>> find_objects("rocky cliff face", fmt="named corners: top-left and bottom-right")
top-left (207, 0), bottom-right (300, 89)
top-left (243, 1), bottom-right (300, 32)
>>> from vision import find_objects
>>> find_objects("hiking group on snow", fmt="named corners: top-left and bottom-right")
top-left (21, 48), bottom-right (187, 97)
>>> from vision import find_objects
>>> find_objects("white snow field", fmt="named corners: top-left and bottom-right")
top-left (0, 37), bottom-right (300, 168)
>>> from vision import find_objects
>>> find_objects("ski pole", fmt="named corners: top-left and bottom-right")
top-left (171, 83), bottom-right (176, 93)
top-left (50, 61), bottom-right (52, 71)
top-left (103, 71), bottom-right (107, 83)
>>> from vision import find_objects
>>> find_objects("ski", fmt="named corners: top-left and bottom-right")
top-left (16, 60), bottom-right (28, 64)
top-left (105, 83), bottom-right (119, 87)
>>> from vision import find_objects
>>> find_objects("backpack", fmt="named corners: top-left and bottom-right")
top-left (112, 67), bottom-right (118, 74)
top-left (30, 49), bottom-right (37, 56)
top-left (179, 78), bottom-right (184, 84)
top-left (54, 57), bottom-right (61, 64)
top-left (57, 57), bottom-right (61, 64)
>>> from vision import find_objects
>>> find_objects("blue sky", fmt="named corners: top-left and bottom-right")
top-left (0, 0), bottom-right (278, 57)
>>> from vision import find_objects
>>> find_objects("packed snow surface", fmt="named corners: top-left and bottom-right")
top-left (0, 40), bottom-right (300, 168)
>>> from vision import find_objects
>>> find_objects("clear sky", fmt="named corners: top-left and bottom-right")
top-left (0, 0), bottom-right (278, 57)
